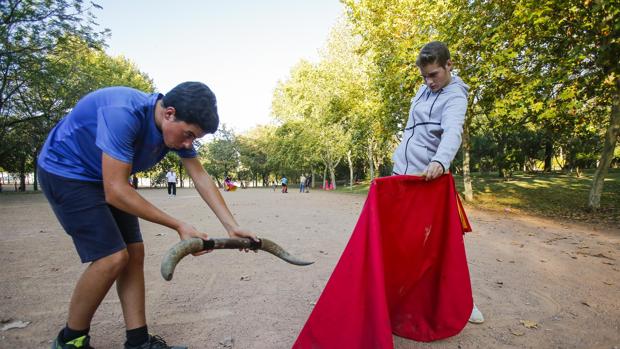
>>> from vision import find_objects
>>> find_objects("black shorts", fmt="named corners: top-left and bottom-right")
top-left (38, 166), bottom-right (142, 263)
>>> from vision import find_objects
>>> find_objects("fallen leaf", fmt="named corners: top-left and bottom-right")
top-left (509, 328), bottom-right (525, 336)
top-left (519, 320), bottom-right (539, 329)
top-left (1, 320), bottom-right (30, 331)
top-left (496, 258), bottom-right (503, 262)
top-left (581, 301), bottom-right (592, 307)
top-left (603, 281), bottom-right (613, 286)
top-left (240, 275), bottom-right (251, 281)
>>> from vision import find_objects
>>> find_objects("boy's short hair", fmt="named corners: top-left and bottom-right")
top-left (163, 81), bottom-right (219, 134)
top-left (416, 41), bottom-right (451, 68)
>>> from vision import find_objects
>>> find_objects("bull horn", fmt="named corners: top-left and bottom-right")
top-left (161, 237), bottom-right (314, 281)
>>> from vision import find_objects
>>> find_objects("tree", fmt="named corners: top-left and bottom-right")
top-left (200, 125), bottom-right (239, 186)
top-left (0, 0), bottom-right (108, 147)
top-left (237, 126), bottom-right (277, 187)
top-left (0, 34), bottom-right (154, 190)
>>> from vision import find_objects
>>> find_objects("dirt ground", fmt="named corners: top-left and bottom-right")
top-left (1, 187), bottom-right (619, 349)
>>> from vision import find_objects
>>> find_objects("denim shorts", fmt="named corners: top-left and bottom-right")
top-left (38, 166), bottom-right (142, 263)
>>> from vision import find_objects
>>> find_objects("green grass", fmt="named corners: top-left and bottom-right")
top-left (335, 169), bottom-right (620, 226)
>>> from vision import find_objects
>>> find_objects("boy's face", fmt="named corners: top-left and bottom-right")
top-left (162, 110), bottom-right (205, 150)
top-left (419, 60), bottom-right (452, 92)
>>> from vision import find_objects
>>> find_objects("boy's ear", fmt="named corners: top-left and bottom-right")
top-left (165, 107), bottom-right (176, 120)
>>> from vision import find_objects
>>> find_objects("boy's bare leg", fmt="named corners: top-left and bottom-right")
top-left (116, 242), bottom-right (146, 330)
top-left (67, 249), bottom-right (130, 330)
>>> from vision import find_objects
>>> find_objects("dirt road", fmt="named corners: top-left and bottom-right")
top-left (1, 187), bottom-right (618, 348)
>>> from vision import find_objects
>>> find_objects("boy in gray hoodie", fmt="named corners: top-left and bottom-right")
top-left (392, 41), bottom-right (484, 324)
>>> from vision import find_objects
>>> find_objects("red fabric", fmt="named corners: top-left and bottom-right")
top-left (293, 174), bottom-right (472, 349)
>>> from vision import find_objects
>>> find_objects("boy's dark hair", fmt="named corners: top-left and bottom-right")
top-left (163, 81), bottom-right (219, 134)
top-left (415, 41), bottom-right (451, 68)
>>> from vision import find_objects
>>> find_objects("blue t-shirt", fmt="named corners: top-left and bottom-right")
top-left (38, 86), bottom-right (196, 181)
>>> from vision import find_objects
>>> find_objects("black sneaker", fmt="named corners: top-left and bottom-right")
top-left (51, 335), bottom-right (94, 349)
top-left (124, 334), bottom-right (187, 349)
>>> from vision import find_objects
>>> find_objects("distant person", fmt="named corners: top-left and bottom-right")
top-left (166, 168), bottom-right (177, 197)
top-left (132, 174), bottom-right (139, 189)
top-left (304, 175), bottom-right (311, 193)
top-left (224, 175), bottom-right (237, 192)
top-left (272, 179), bottom-right (277, 192)
top-left (391, 41), bottom-right (483, 324)
top-left (299, 174), bottom-right (306, 193)
top-left (281, 176), bottom-right (288, 193)
top-left (37, 81), bottom-right (257, 349)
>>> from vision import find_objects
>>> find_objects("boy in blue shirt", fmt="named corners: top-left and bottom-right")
top-left (38, 82), bottom-right (256, 349)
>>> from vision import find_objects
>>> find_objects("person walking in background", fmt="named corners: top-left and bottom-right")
top-left (299, 174), bottom-right (306, 193)
top-left (281, 176), bottom-right (288, 193)
top-left (304, 175), bottom-right (311, 193)
top-left (166, 168), bottom-right (177, 197)
top-left (132, 174), bottom-right (139, 190)
top-left (391, 41), bottom-right (484, 324)
top-left (223, 175), bottom-right (237, 192)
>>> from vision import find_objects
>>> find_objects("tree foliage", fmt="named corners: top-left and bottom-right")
top-left (0, 1), bottom-right (154, 190)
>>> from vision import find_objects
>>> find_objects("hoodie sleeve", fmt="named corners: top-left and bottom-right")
top-left (431, 90), bottom-right (467, 170)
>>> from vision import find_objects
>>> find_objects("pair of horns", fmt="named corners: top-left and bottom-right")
top-left (161, 237), bottom-right (314, 281)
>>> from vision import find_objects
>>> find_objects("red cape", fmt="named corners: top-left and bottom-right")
top-left (293, 174), bottom-right (472, 348)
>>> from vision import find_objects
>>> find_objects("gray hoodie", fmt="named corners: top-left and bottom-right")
top-left (392, 75), bottom-right (469, 175)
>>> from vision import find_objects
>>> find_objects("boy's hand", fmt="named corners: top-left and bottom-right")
top-left (228, 226), bottom-right (259, 252)
top-left (177, 222), bottom-right (210, 256)
top-left (423, 161), bottom-right (444, 181)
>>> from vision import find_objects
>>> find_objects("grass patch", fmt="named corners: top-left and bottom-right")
top-left (335, 169), bottom-right (620, 226)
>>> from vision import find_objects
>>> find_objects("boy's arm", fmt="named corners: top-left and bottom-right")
top-left (182, 157), bottom-right (257, 240)
top-left (431, 93), bottom-right (468, 171)
top-left (102, 153), bottom-right (208, 242)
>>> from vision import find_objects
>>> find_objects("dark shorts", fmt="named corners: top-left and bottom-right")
top-left (38, 166), bottom-right (142, 263)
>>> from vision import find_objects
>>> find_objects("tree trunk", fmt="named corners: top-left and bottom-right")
top-left (33, 150), bottom-right (39, 191)
top-left (178, 162), bottom-right (184, 188)
top-left (347, 150), bottom-right (353, 190)
top-left (588, 79), bottom-right (620, 210)
top-left (323, 165), bottom-right (327, 189)
top-left (330, 166), bottom-right (337, 190)
top-left (367, 141), bottom-right (375, 179)
top-left (544, 139), bottom-right (553, 172)
top-left (19, 157), bottom-right (26, 191)
top-left (462, 120), bottom-right (473, 201)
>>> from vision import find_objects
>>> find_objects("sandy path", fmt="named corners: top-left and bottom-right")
top-left (0, 187), bottom-right (618, 348)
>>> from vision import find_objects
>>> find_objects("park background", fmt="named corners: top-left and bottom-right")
top-left (1, 0), bottom-right (618, 226)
